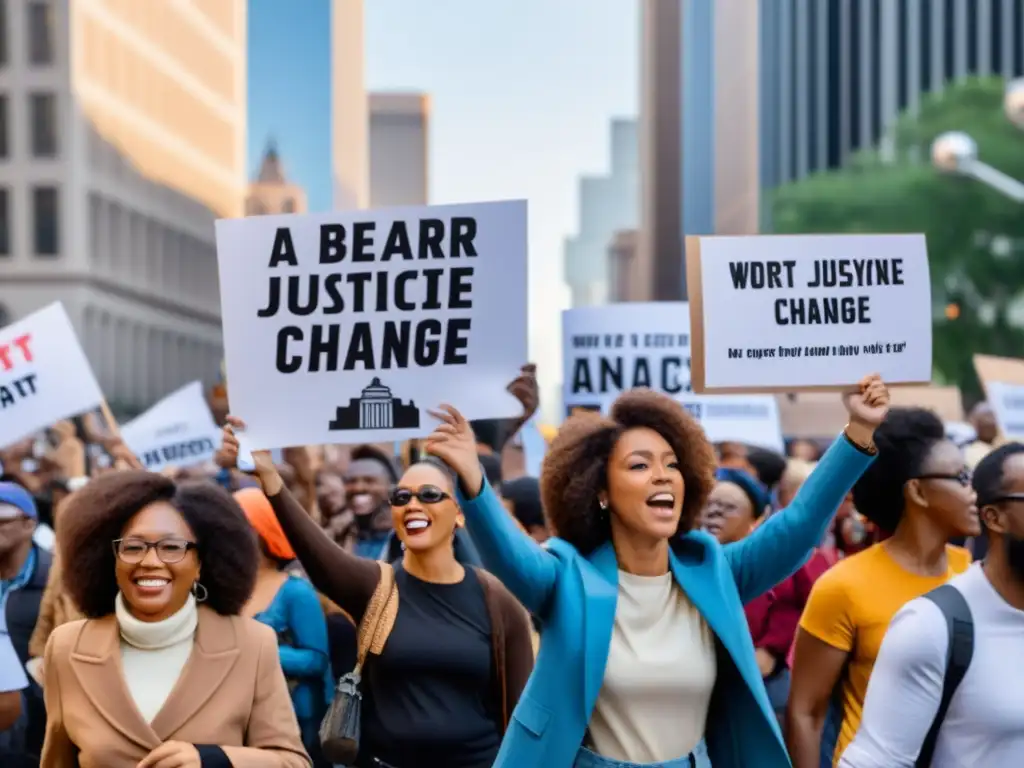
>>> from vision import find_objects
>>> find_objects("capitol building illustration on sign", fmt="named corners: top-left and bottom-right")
top-left (329, 378), bottom-right (421, 431)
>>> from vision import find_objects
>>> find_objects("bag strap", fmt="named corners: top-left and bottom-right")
top-left (354, 562), bottom-right (398, 675)
top-left (915, 583), bottom-right (974, 767)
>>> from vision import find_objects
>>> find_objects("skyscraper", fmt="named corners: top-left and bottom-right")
top-left (564, 118), bottom-right (639, 306)
top-left (0, 0), bottom-right (247, 414)
top-left (761, 0), bottom-right (1024, 189)
top-left (368, 92), bottom-right (430, 208)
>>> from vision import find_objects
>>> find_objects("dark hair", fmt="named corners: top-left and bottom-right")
top-left (479, 453), bottom-right (503, 491)
top-left (58, 471), bottom-right (259, 618)
top-left (746, 447), bottom-right (787, 489)
top-left (502, 476), bottom-right (544, 529)
top-left (408, 455), bottom-right (458, 491)
top-left (350, 444), bottom-right (399, 483)
top-left (541, 389), bottom-right (716, 554)
top-left (973, 442), bottom-right (1024, 511)
top-left (851, 407), bottom-right (947, 534)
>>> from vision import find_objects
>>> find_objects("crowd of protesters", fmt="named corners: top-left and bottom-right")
top-left (0, 366), bottom-right (1020, 767)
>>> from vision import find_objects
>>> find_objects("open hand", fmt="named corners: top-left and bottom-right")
top-left (136, 740), bottom-right (200, 768)
top-left (217, 417), bottom-right (281, 494)
top-left (424, 404), bottom-right (483, 496)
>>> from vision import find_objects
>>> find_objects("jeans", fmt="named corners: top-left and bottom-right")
top-left (573, 739), bottom-right (711, 768)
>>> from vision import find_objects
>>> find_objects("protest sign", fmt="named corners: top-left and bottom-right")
top-left (121, 381), bottom-right (221, 471)
top-left (562, 304), bottom-right (784, 452)
top-left (0, 302), bottom-right (104, 448)
top-left (974, 354), bottom-right (1024, 441)
top-left (685, 234), bottom-right (932, 392)
top-left (216, 200), bottom-right (528, 449)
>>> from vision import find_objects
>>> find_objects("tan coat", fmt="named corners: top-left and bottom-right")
top-left (41, 607), bottom-right (311, 768)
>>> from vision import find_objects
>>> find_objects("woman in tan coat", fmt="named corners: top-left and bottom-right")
top-left (40, 471), bottom-right (310, 768)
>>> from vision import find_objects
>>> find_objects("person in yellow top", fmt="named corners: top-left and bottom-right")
top-left (785, 408), bottom-right (978, 768)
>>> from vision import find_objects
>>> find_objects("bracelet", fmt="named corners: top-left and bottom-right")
top-left (843, 424), bottom-right (878, 455)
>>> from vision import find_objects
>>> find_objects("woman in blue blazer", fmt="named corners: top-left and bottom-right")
top-left (424, 374), bottom-right (888, 768)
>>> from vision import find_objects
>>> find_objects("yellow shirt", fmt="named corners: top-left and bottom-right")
top-left (798, 542), bottom-right (972, 765)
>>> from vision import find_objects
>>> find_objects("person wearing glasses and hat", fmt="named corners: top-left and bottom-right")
top-left (39, 471), bottom-right (310, 768)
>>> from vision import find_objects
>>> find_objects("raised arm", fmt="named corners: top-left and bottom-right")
top-left (217, 418), bottom-right (380, 623)
top-left (427, 404), bottom-right (558, 616)
top-left (725, 376), bottom-right (886, 603)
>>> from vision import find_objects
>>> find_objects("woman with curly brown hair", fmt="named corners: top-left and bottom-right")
top-left (425, 375), bottom-right (889, 768)
top-left (39, 471), bottom-right (310, 768)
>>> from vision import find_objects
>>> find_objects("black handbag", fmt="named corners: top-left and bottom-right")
top-left (319, 562), bottom-right (397, 765)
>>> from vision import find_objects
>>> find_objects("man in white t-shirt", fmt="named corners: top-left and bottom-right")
top-left (0, 630), bottom-right (27, 731)
top-left (838, 443), bottom-right (1024, 768)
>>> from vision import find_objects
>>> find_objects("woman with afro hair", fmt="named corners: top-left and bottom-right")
top-left (425, 373), bottom-right (889, 768)
top-left (39, 471), bottom-right (311, 768)
top-left (787, 407), bottom-right (978, 768)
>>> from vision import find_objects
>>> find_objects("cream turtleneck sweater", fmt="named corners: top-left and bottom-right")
top-left (115, 593), bottom-right (198, 723)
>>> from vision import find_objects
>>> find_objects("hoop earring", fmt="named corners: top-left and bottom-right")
top-left (192, 581), bottom-right (209, 603)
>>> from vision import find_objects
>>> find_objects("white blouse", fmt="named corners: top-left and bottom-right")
top-left (586, 570), bottom-right (717, 763)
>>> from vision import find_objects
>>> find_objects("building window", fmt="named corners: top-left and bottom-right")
top-left (0, 95), bottom-right (7, 158)
top-left (28, 2), bottom-right (53, 65)
top-left (0, 188), bottom-right (9, 256)
top-left (30, 93), bottom-right (57, 157)
top-left (33, 186), bottom-right (59, 256)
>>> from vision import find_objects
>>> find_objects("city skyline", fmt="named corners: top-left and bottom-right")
top-left (247, 0), bottom-right (639, 419)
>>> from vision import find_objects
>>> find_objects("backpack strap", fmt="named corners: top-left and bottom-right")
top-left (915, 584), bottom-right (974, 767)
top-left (354, 562), bottom-right (398, 674)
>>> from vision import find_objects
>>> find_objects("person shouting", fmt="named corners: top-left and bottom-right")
top-left (424, 374), bottom-right (888, 768)
top-left (218, 419), bottom-right (533, 768)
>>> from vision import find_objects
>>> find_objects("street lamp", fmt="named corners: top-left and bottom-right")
top-left (930, 78), bottom-right (1024, 202)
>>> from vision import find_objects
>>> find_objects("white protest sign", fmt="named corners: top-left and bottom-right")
top-left (121, 381), bottom-right (221, 471)
top-left (984, 381), bottom-right (1024, 442)
top-left (686, 234), bottom-right (932, 392)
top-left (0, 302), bottom-right (104, 448)
top-left (216, 200), bottom-right (528, 449)
top-left (562, 304), bottom-right (784, 453)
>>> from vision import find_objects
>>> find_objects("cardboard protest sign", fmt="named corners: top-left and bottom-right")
top-left (974, 354), bottom-right (1024, 441)
top-left (121, 381), bottom-right (222, 471)
top-left (686, 234), bottom-right (933, 393)
top-left (216, 200), bottom-right (528, 449)
top-left (562, 303), bottom-right (784, 452)
top-left (778, 385), bottom-right (963, 439)
top-left (0, 302), bottom-right (104, 447)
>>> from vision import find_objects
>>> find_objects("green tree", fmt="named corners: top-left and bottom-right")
top-left (772, 77), bottom-right (1024, 405)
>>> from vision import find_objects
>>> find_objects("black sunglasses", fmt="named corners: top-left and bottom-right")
top-left (390, 485), bottom-right (450, 507)
top-left (915, 468), bottom-right (972, 487)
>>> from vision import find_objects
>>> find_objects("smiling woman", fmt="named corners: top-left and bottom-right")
top-left (215, 416), bottom-right (534, 768)
top-left (39, 471), bottom-right (311, 768)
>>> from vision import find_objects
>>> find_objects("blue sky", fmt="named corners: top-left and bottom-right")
top-left (247, 0), bottom-right (639, 417)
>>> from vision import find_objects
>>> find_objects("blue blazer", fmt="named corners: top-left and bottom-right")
top-left (456, 434), bottom-right (874, 768)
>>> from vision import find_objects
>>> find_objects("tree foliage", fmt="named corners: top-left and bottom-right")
top-left (772, 77), bottom-right (1024, 405)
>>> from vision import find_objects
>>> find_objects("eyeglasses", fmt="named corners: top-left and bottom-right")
top-left (915, 468), bottom-right (973, 487)
top-left (113, 537), bottom-right (197, 564)
top-left (390, 486), bottom-right (450, 507)
top-left (981, 493), bottom-right (1024, 506)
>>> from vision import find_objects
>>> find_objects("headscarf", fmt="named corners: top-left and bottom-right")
top-left (234, 487), bottom-right (296, 561)
top-left (715, 467), bottom-right (770, 518)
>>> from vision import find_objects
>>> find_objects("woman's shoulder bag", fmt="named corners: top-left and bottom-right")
top-left (319, 561), bottom-right (399, 764)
